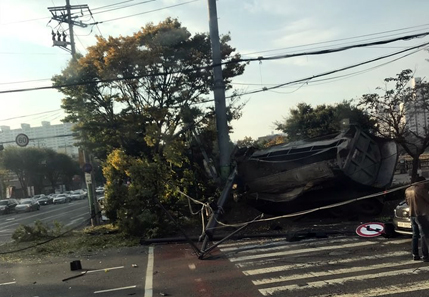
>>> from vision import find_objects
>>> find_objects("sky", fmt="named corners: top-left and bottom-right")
top-left (1, 0), bottom-right (429, 142)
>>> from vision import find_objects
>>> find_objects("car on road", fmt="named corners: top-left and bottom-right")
top-left (0, 199), bottom-right (19, 215)
top-left (37, 195), bottom-right (54, 205)
top-left (15, 198), bottom-right (40, 213)
top-left (95, 186), bottom-right (105, 197)
top-left (393, 200), bottom-right (412, 235)
top-left (70, 190), bottom-right (87, 200)
top-left (53, 194), bottom-right (71, 204)
top-left (32, 194), bottom-right (46, 200)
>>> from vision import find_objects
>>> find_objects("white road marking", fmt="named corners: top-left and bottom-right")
top-left (94, 285), bottom-right (137, 294)
top-left (243, 251), bottom-right (409, 275)
top-left (220, 237), bottom-right (356, 253)
top-left (86, 266), bottom-right (125, 273)
top-left (0, 281), bottom-right (16, 286)
top-left (229, 241), bottom-right (378, 262)
top-left (312, 280), bottom-right (429, 297)
top-left (259, 266), bottom-right (429, 296)
top-left (144, 246), bottom-right (154, 297)
top-left (253, 259), bottom-right (420, 285)
top-left (217, 237), bottom-right (288, 249)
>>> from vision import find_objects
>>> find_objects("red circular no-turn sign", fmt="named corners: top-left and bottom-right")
top-left (15, 133), bottom-right (29, 147)
top-left (356, 222), bottom-right (385, 237)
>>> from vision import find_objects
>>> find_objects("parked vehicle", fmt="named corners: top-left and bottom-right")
top-left (53, 194), bottom-right (71, 204)
top-left (95, 186), bottom-right (105, 197)
top-left (15, 198), bottom-right (40, 213)
top-left (37, 195), bottom-right (54, 205)
top-left (393, 200), bottom-right (412, 235)
top-left (0, 199), bottom-right (19, 214)
top-left (33, 194), bottom-right (46, 200)
top-left (70, 190), bottom-right (86, 200)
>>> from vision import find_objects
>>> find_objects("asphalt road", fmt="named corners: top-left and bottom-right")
top-left (0, 199), bottom-right (91, 244)
top-left (2, 225), bottom-right (428, 296)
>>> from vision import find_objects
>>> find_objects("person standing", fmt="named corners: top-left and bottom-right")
top-left (405, 176), bottom-right (429, 262)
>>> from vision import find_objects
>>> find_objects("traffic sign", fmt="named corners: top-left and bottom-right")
top-left (15, 133), bottom-right (29, 147)
top-left (82, 163), bottom-right (93, 173)
top-left (356, 222), bottom-right (385, 237)
top-left (85, 173), bottom-right (92, 184)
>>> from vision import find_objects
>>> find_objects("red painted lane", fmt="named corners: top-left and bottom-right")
top-left (153, 243), bottom-right (260, 297)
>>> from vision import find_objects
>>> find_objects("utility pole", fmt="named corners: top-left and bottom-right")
top-left (48, 1), bottom-right (89, 55)
top-left (207, 0), bottom-right (230, 182)
top-left (200, 0), bottom-right (234, 252)
top-left (48, 1), bottom-right (99, 226)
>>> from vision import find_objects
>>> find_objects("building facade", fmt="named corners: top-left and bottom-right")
top-left (0, 121), bottom-right (78, 158)
top-left (405, 77), bottom-right (429, 136)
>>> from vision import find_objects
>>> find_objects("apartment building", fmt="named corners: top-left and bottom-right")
top-left (0, 121), bottom-right (78, 158)
top-left (405, 77), bottom-right (429, 135)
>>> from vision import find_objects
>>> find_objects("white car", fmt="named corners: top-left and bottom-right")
top-left (53, 194), bottom-right (71, 204)
top-left (70, 190), bottom-right (86, 200)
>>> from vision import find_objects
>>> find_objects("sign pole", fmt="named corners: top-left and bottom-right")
top-left (83, 150), bottom-right (99, 226)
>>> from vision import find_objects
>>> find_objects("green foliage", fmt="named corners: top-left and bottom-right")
top-left (275, 100), bottom-right (376, 141)
top-left (102, 147), bottom-right (217, 238)
top-left (0, 147), bottom-right (79, 196)
top-left (53, 17), bottom-right (246, 160)
top-left (11, 220), bottom-right (65, 242)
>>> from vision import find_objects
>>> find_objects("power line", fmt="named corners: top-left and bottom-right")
top-left (242, 22), bottom-right (429, 57)
top-left (0, 16), bottom-right (50, 25)
top-left (90, 0), bottom-right (156, 15)
top-left (227, 31), bottom-right (429, 65)
top-left (0, 32), bottom-right (427, 95)
top-left (91, 0), bottom-right (135, 11)
top-left (90, 0), bottom-right (200, 24)
top-left (0, 109), bottom-right (62, 122)
top-left (224, 41), bottom-right (429, 99)
top-left (232, 45), bottom-right (429, 89)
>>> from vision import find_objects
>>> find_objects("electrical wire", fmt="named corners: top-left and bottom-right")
top-left (1, 37), bottom-right (427, 96)
top-left (0, 109), bottom-right (62, 122)
top-left (91, 0), bottom-right (135, 11)
top-left (220, 41), bottom-right (429, 100)
top-left (242, 23), bottom-right (429, 57)
top-left (90, 0), bottom-right (156, 15)
top-left (90, 0), bottom-right (200, 24)
top-left (227, 31), bottom-right (429, 65)
top-left (1, 29), bottom-right (427, 88)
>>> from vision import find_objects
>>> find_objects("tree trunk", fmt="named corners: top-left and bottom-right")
top-left (410, 156), bottom-right (420, 182)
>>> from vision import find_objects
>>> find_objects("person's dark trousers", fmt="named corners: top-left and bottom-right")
top-left (415, 215), bottom-right (429, 260)
top-left (411, 217), bottom-right (421, 259)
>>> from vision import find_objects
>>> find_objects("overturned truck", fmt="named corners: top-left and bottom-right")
top-left (234, 126), bottom-right (398, 216)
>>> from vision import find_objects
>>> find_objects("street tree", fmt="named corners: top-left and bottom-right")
top-left (359, 69), bottom-right (429, 181)
top-left (52, 18), bottom-right (246, 236)
top-left (0, 147), bottom-right (79, 196)
top-left (274, 100), bottom-right (375, 142)
top-left (0, 148), bottom-right (46, 196)
top-left (42, 149), bottom-right (79, 192)
top-left (53, 17), bottom-right (245, 160)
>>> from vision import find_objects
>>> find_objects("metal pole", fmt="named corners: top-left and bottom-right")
top-left (84, 150), bottom-right (99, 226)
top-left (65, 0), bottom-right (76, 58)
top-left (207, 0), bottom-right (230, 181)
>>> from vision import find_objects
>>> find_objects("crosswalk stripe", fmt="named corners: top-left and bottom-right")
top-left (253, 259), bottom-right (420, 285)
top-left (216, 237), bottom-right (286, 249)
top-left (243, 251), bottom-right (409, 276)
top-left (312, 280), bottom-right (429, 297)
top-left (229, 241), bottom-right (378, 262)
top-left (220, 237), bottom-right (356, 253)
top-left (258, 266), bottom-right (429, 296)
